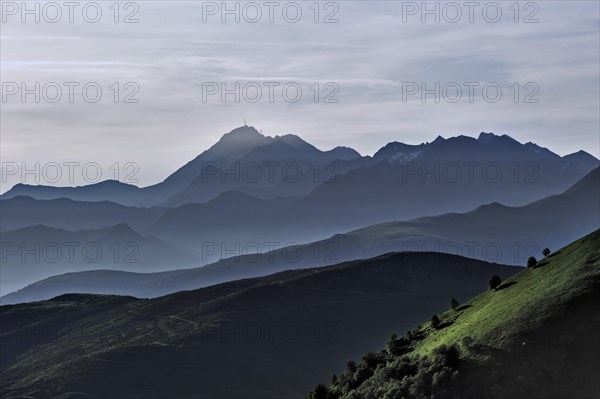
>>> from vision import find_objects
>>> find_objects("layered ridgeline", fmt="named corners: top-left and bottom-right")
top-left (3, 127), bottom-right (596, 210)
top-left (0, 253), bottom-right (519, 399)
top-left (2, 127), bottom-right (597, 297)
top-left (0, 224), bottom-right (193, 295)
top-left (1, 128), bottom-right (597, 257)
top-left (306, 230), bottom-right (600, 399)
top-left (3, 167), bottom-right (597, 304)
top-left (1, 126), bottom-right (364, 207)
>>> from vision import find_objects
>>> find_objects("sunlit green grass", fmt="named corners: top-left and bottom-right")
top-left (412, 229), bottom-right (600, 358)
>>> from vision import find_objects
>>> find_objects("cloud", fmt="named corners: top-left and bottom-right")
top-left (1, 1), bottom-right (598, 191)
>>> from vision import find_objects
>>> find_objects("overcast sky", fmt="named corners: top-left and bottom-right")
top-left (1, 1), bottom-right (599, 191)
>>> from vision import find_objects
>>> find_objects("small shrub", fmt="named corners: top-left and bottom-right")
top-left (431, 315), bottom-right (441, 329)
top-left (450, 298), bottom-right (460, 311)
top-left (542, 248), bottom-right (551, 257)
top-left (488, 275), bottom-right (502, 291)
top-left (527, 256), bottom-right (538, 268)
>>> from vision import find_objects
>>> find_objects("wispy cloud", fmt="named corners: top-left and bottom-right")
top-left (1, 1), bottom-right (598, 191)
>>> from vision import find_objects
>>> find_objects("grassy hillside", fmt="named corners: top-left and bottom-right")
top-left (0, 253), bottom-right (519, 399)
top-left (414, 229), bottom-right (599, 356)
top-left (308, 230), bottom-right (600, 399)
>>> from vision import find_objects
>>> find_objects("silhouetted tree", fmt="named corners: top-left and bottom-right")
top-left (489, 275), bottom-right (502, 290)
top-left (431, 314), bottom-right (441, 329)
top-left (346, 360), bottom-right (357, 373)
top-left (542, 248), bottom-right (551, 257)
top-left (308, 384), bottom-right (329, 399)
top-left (386, 334), bottom-right (399, 355)
top-left (450, 298), bottom-right (460, 311)
top-left (527, 256), bottom-right (538, 268)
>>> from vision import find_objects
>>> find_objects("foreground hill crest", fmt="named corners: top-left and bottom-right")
top-left (307, 230), bottom-right (600, 399)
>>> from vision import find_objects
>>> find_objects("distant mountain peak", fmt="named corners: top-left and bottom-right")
top-left (94, 179), bottom-right (129, 186)
top-left (563, 150), bottom-right (600, 166)
top-left (198, 126), bottom-right (271, 163)
top-left (373, 141), bottom-right (424, 162)
top-left (523, 142), bottom-right (560, 159)
top-left (211, 125), bottom-right (269, 149)
top-left (567, 149), bottom-right (597, 158)
top-left (477, 132), bottom-right (498, 144)
top-left (477, 132), bottom-right (522, 149)
top-left (274, 133), bottom-right (314, 149)
top-left (220, 125), bottom-right (263, 140)
top-left (330, 146), bottom-right (361, 158)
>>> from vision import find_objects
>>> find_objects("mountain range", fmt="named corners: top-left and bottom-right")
top-left (3, 126), bottom-right (597, 212)
top-left (1, 125), bottom-right (598, 398)
top-left (1, 126), bottom-right (597, 269)
top-left (3, 126), bottom-right (364, 207)
top-left (2, 166), bottom-right (597, 304)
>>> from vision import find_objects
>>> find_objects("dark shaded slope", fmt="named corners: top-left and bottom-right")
top-left (0, 252), bottom-right (519, 399)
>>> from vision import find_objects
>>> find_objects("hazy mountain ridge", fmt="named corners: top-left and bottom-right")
top-left (0, 196), bottom-right (166, 232)
top-left (3, 127), bottom-right (596, 209)
top-left (1, 127), bottom-right (598, 297)
top-left (0, 223), bottom-right (193, 295)
top-left (2, 180), bottom-right (147, 206)
top-left (3, 167), bottom-right (597, 304)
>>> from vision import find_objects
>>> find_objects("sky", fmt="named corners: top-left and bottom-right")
top-left (1, 1), bottom-right (599, 191)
